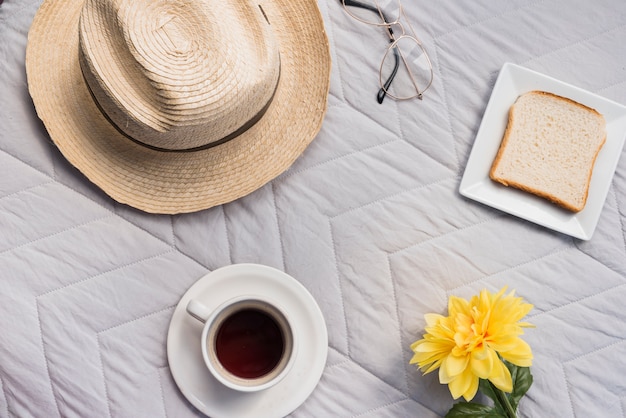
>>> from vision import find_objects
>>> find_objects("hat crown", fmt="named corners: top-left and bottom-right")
top-left (78, 0), bottom-right (280, 150)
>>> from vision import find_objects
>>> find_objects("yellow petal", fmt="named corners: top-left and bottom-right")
top-left (424, 313), bottom-right (445, 327)
top-left (448, 296), bottom-right (469, 316)
top-left (488, 359), bottom-right (513, 393)
top-left (411, 351), bottom-right (445, 371)
top-left (447, 367), bottom-right (479, 401)
top-left (470, 347), bottom-right (497, 379)
top-left (500, 353), bottom-right (533, 368)
top-left (411, 341), bottom-right (450, 353)
top-left (439, 355), bottom-right (469, 383)
top-left (463, 372), bottom-right (480, 401)
top-left (421, 359), bottom-right (445, 375)
top-left (499, 339), bottom-right (533, 367)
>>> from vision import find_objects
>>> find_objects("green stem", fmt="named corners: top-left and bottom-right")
top-left (489, 381), bottom-right (517, 418)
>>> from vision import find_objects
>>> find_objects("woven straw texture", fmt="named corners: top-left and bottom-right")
top-left (26, 0), bottom-right (331, 214)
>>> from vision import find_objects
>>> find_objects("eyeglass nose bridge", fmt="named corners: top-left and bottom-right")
top-left (384, 20), bottom-right (405, 42)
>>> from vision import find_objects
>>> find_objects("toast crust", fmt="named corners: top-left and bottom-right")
top-left (489, 91), bottom-right (606, 213)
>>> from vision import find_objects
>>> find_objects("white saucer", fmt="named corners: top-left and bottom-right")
top-left (167, 264), bottom-right (328, 418)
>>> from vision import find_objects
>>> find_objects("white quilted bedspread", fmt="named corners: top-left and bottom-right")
top-left (2, 0), bottom-right (626, 417)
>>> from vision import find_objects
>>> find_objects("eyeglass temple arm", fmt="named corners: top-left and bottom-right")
top-left (339, 0), bottom-right (399, 104)
top-left (377, 40), bottom-right (399, 104)
top-left (342, 0), bottom-right (379, 13)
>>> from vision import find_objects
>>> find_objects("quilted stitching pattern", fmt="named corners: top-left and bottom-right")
top-left (1, 0), bottom-right (626, 417)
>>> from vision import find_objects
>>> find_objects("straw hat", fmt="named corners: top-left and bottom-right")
top-left (26, 0), bottom-right (330, 214)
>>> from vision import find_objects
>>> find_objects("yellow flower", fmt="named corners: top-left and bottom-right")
top-left (410, 287), bottom-right (533, 401)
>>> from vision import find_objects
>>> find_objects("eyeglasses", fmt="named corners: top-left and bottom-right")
top-left (341, 0), bottom-right (433, 104)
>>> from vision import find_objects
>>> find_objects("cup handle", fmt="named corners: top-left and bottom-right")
top-left (186, 299), bottom-right (212, 323)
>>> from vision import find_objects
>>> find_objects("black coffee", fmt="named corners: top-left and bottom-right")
top-left (215, 308), bottom-right (284, 379)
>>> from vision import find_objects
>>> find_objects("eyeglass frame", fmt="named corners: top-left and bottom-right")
top-left (340, 0), bottom-right (433, 103)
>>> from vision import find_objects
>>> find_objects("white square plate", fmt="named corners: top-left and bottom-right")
top-left (459, 63), bottom-right (626, 240)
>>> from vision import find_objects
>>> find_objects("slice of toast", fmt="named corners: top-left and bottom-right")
top-left (489, 91), bottom-right (606, 213)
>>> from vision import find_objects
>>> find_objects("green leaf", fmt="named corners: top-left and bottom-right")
top-left (507, 363), bottom-right (533, 410)
top-left (478, 379), bottom-right (498, 402)
top-left (445, 402), bottom-right (505, 418)
top-left (479, 378), bottom-right (498, 403)
top-left (477, 379), bottom-right (505, 414)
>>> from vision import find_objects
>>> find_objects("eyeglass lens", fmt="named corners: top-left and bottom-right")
top-left (381, 36), bottom-right (432, 100)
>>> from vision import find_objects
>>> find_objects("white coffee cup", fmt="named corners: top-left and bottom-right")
top-left (186, 295), bottom-right (296, 392)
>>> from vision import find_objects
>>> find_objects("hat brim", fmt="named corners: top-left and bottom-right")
top-left (26, 0), bottom-right (331, 214)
